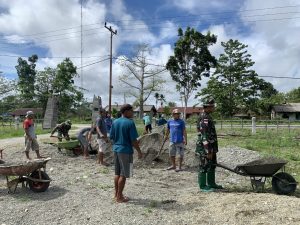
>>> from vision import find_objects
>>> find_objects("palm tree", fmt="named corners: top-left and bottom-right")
top-left (159, 94), bottom-right (166, 107)
top-left (154, 92), bottom-right (160, 109)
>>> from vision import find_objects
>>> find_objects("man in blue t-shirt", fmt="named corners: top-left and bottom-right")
top-left (165, 109), bottom-right (187, 172)
top-left (110, 104), bottom-right (143, 203)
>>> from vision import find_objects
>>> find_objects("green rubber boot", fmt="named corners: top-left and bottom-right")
top-left (207, 170), bottom-right (223, 189)
top-left (198, 172), bottom-right (214, 192)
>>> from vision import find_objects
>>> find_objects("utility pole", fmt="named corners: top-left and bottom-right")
top-left (80, 0), bottom-right (83, 88)
top-left (104, 22), bottom-right (117, 114)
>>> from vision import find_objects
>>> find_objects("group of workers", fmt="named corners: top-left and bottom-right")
top-left (22, 98), bottom-right (222, 203)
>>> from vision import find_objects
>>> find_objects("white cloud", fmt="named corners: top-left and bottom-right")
top-left (170, 0), bottom-right (244, 15)
top-left (3, 0), bottom-right (300, 108)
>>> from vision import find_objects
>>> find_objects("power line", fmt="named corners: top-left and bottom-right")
top-left (77, 57), bottom-right (110, 69)
top-left (114, 57), bottom-right (300, 79)
top-left (0, 54), bottom-right (110, 59)
top-left (106, 4), bottom-right (300, 23)
top-left (0, 14), bottom-right (299, 46)
top-left (1, 5), bottom-right (300, 43)
top-left (259, 75), bottom-right (300, 80)
top-left (9, 4), bottom-right (300, 38)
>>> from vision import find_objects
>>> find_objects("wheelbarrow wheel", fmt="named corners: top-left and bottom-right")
top-left (28, 171), bottom-right (50, 193)
top-left (272, 172), bottom-right (297, 195)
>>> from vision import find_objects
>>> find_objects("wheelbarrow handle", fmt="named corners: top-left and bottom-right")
top-left (50, 135), bottom-right (69, 139)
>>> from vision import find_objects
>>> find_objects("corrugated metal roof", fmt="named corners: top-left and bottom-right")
top-left (273, 103), bottom-right (300, 113)
top-left (133, 105), bottom-right (156, 112)
top-left (10, 108), bottom-right (43, 116)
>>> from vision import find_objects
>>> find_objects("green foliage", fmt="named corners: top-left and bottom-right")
top-left (15, 55), bottom-right (38, 101)
top-left (167, 101), bottom-right (177, 107)
top-left (35, 67), bottom-right (56, 110)
top-left (0, 126), bottom-right (50, 139)
top-left (154, 92), bottom-right (166, 108)
top-left (111, 108), bottom-right (118, 118)
top-left (198, 39), bottom-right (278, 117)
top-left (163, 106), bottom-right (171, 116)
top-left (166, 27), bottom-right (217, 112)
top-left (286, 87), bottom-right (300, 102)
top-left (35, 58), bottom-right (84, 119)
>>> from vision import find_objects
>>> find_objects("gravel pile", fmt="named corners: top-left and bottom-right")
top-left (0, 134), bottom-right (299, 225)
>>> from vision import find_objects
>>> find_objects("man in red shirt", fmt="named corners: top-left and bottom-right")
top-left (23, 111), bottom-right (43, 160)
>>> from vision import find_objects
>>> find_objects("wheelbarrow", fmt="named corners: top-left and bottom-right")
top-left (46, 136), bottom-right (83, 156)
top-left (56, 139), bottom-right (83, 156)
top-left (216, 157), bottom-right (298, 195)
top-left (0, 158), bottom-right (52, 193)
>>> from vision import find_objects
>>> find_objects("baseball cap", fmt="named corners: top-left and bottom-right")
top-left (172, 109), bottom-right (180, 114)
top-left (26, 111), bottom-right (34, 117)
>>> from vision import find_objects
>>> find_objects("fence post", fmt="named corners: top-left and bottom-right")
top-left (288, 120), bottom-right (290, 133)
top-left (265, 121), bottom-right (267, 132)
top-left (276, 120), bottom-right (279, 133)
top-left (221, 120), bottom-right (223, 130)
top-left (241, 119), bottom-right (244, 129)
top-left (252, 117), bottom-right (256, 134)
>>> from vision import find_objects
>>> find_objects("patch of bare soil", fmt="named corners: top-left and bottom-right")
top-left (0, 131), bottom-right (299, 225)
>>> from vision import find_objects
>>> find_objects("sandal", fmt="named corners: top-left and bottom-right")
top-left (166, 166), bottom-right (176, 170)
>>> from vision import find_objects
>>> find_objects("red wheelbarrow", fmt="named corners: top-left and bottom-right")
top-left (0, 158), bottom-right (52, 193)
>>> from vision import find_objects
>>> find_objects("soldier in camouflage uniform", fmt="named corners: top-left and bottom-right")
top-left (196, 98), bottom-right (223, 192)
top-left (50, 120), bottom-right (72, 141)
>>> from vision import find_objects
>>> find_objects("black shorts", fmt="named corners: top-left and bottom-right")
top-left (114, 152), bottom-right (133, 178)
top-left (145, 124), bottom-right (152, 132)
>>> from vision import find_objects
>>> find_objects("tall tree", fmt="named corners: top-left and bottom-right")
top-left (286, 87), bottom-right (300, 103)
top-left (166, 27), bottom-right (217, 119)
top-left (15, 55), bottom-right (38, 101)
top-left (53, 58), bottom-right (83, 118)
top-left (154, 92), bottom-right (166, 108)
top-left (118, 44), bottom-right (165, 118)
top-left (198, 39), bottom-right (276, 117)
top-left (0, 72), bottom-right (16, 97)
top-left (35, 59), bottom-right (83, 118)
top-left (154, 92), bottom-right (160, 109)
top-left (35, 67), bottom-right (57, 111)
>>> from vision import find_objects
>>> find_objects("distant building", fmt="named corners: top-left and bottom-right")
top-left (271, 103), bottom-right (300, 121)
top-left (157, 106), bottom-right (203, 119)
top-left (104, 104), bottom-right (123, 113)
top-left (134, 105), bottom-right (157, 118)
top-left (10, 108), bottom-right (43, 118)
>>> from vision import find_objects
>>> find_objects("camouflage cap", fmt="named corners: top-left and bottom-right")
top-left (65, 120), bottom-right (72, 126)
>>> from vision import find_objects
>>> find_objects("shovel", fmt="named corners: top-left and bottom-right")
top-left (153, 138), bottom-right (168, 161)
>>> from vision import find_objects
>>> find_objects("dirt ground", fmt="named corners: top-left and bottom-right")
top-left (0, 129), bottom-right (299, 225)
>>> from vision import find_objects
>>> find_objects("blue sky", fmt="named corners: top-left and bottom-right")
top-left (1, 0), bottom-right (300, 106)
